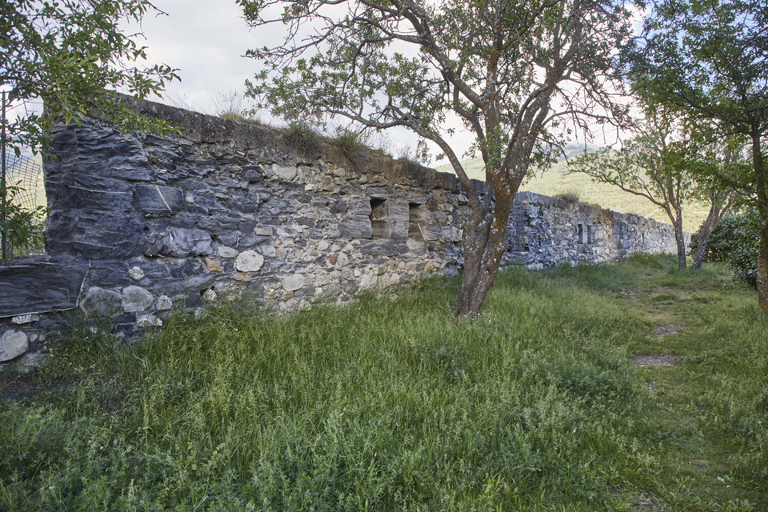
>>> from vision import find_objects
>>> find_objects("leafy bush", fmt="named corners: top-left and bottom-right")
top-left (690, 209), bottom-right (760, 287)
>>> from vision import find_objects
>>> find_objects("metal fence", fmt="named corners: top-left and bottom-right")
top-left (2, 153), bottom-right (46, 260)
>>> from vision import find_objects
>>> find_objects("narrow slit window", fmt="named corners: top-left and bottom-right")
top-left (578, 224), bottom-right (585, 244)
top-left (408, 203), bottom-right (425, 241)
top-left (370, 198), bottom-right (388, 239)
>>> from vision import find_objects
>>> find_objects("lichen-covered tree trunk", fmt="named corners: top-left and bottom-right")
top-left (451, 194), bottom-right (514, 319)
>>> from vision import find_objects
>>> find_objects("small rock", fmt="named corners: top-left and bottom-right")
top-left (0, 330), bottom-right (28, 362)
top-left (232, 272), bottom-right (251, 283)
top-left (217, 246), bottom-right (239, 258)
top-left (282, 274), bottom-right (305, 292)
top-left (202, 257), bottom-right (223, 272)
top-left (15, 352), bottom-right (45, 374)
top-left (28, 333), bottom-right (39, 343)
top-left (128, 266), bottom-right (145, 281)
top-left (236, 250), bottom-right (264, 272)
top-left (136, 314), bottom-right (163, 328)
top-left (202, 289), bottom-right (217, 302)
top-left (156, 295), bottom-right (173, 311)
top-left (122, 286), bottom-right (154, 313)
top-left (260, 245), bottom-right (277, 258)
top-left (80, 287), bottom-right (123, 317)
top-left (12, 314), bottom-right (39, 325)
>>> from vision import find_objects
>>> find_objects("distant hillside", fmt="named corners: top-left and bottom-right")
top-left (435, 157), bottom-right (708, 233)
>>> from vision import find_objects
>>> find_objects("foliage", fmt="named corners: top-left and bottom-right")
top-left (282, 120), bottom-right (323, 154)
top-left (567, 113), bottom-right (697, 269)
top-left (239, 0), bottom-right (634, 318)
top-left (0, 181), bottom-right (47, 259)
top-left (1, 255), bottom-right (766, 509)
top-left (690, 209), bottom-right (761, 288)
top-left (0, 0), bottom-right (179, 155)
top-left (624, 0), bottom-right (768, 304)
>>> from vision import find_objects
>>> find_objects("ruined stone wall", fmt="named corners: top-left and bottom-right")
top-left (0, 99), bottom-right (686, 370)
top-left (505, 192), bottom-right (690, 269)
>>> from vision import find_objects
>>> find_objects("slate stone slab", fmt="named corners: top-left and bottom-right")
top-left (0, 259), bottom-right (88, 317)
top-left (135, 184), bottom-right (185, 214)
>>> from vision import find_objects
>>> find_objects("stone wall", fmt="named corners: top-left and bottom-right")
top-left (505, 192), bottom-right (689, 270)
top-left (0, 98), bottom-right (686, 370)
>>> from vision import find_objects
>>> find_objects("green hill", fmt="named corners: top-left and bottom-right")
top-left (435, 157), bottom-right (709, 233)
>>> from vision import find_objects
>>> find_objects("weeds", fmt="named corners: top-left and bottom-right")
top-left (283, 121), bottom-right (323, 155)
top-left (1, 255), bottom-right (765, 510)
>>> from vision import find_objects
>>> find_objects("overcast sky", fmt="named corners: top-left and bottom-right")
top-left (129, 1), bottom-right (427, 159)
top-left (119, 0), bottom-right (644, 167)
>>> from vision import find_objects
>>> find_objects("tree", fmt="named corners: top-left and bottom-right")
top-left (624, 0), bottom-right (768, 310)
top-left (568, 115), bottom-right (693, 270)
top-left (568, 111), bottom-right (742, 271)
top-left (0, 0), bottom-right (179, 156)
top-left (239, 0), bottom-right (634, 318)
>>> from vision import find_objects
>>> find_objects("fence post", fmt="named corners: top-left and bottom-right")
top-left (1, 90), bottom-right (7, 262)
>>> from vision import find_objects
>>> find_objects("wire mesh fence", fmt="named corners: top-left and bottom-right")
top-left (2, 153), bottom-right (47, 260)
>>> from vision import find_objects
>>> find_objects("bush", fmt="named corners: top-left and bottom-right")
top-left (690, 209), bottom-right (760, 287)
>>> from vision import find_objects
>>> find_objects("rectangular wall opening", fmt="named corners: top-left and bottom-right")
top-left (408, 203), bottom-right (425, 241)
top-left (578, 224), bottom-right (585, 244)
top-left (370, 198), bottom-right (389, 239)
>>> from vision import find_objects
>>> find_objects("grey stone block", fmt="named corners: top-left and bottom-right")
top-left (135, 184), bottom-right (185, 214)
top-left (80, 287), bottom-right (123, 317)
top-left (0, 330), bottom-right (28, 362)
top-left (338, 216), bottom-right (372, 239)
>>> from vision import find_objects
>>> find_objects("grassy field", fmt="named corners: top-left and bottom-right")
top-left (1, 255), bottom-right (766, 511)
top-left (435, 158), bottom-right (710, 233)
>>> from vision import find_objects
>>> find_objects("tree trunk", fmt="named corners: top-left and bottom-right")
top-left (671, 209), bottom-right (687, 271)
top-left (451, 179), bottom-right (515, 319)
top-left (692, 213), bottom-right (715, 271)
top-left (674, 227), bottom-right (687, 270)
top-left (758, 225), bottom-right (768, 311)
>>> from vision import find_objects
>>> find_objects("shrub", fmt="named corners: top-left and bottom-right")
top-left (690, 209), bottom-right (760, 287)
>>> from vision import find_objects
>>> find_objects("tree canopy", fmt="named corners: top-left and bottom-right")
top-left (624, 0), bottom-right (768, 309)
top-left (0, 0), bottom-right (179, 155)
top-left (240, 0), bottom-right (634, 318)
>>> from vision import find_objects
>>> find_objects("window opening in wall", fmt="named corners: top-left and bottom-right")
top-left (370, 198), bottom-right (388, 239)
top-left (578, 223), bottom-right (585, 244)
top-left (408, 203), bottom-right (425, 241)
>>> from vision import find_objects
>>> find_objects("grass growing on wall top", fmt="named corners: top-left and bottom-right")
top-left (1, 255), bottom-right (766, 510)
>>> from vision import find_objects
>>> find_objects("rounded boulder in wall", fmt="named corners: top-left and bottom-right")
top-left (0, 330), bottom-right (28, 362)
top-left (235, 250), bottom-right (264, 272)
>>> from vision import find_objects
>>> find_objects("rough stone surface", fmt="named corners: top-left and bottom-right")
top-left (0, 98), bottom-right (686, 352)
top-left (0, 330), bottom-right (29, 362)
top-left (128, 266), bottom-right (145, 281)
top-left (12, 314), bottom-right (39, 325)
top-left (235, 251), bottom-right (264, 272)
top-left (122, 286), bottom-right (154, 313)
top-left (80, 287), bottom-right (123, 317)
top-left (282, 275), bottom-right (305, 292)
top-left (155, 295), bottom-right (173, 311)
top-left (15, 352), bottom-right (45, 373)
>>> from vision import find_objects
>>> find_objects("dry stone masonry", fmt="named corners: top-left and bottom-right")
top-left (0, 98), bottom-right (685, 369)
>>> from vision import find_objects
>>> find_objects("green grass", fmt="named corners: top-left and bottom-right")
top-left (1, 255), bottom-right (766, 510)
top-left (435, 158), bottom-right (710, 232)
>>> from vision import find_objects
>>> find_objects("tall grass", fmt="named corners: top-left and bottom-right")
top-left (1, 255), bottom-right (765, 510)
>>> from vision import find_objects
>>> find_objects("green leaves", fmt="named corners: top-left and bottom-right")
top-left (1, 0), bottom-right (180, 154)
